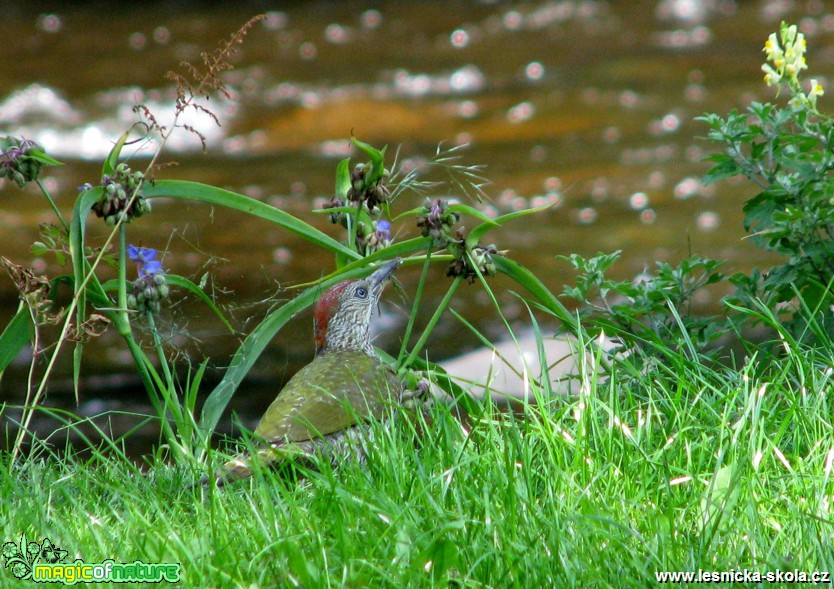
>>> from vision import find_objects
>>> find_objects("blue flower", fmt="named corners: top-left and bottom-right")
top-left (127, 244), bottom-right (164, 278)
top-left (374, 219), bottom-right (391, 241)
top-left (139, 260), bottom-right (163, 277)
top-left (127, 245), bottom-right (156, 264)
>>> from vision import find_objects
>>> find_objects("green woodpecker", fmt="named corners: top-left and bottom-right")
top-left (210, 258), bottom-right (403, 486)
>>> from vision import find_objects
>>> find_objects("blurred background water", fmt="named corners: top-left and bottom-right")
top-left (2, 0), bottom-right (833, 451)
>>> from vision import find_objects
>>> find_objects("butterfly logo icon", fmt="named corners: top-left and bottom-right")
top-left (39, 539), bottom-right (67, 564)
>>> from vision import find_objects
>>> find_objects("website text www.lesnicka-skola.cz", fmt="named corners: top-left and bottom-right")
top-left (655, 569), bottom-right (830, 584)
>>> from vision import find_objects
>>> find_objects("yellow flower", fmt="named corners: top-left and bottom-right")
top-left (807, 78), bottom-right (824, 109)
top-left (788, 95), bottom-right (805, 109)
top-left (761, 64), bottom-right (782, 86)
top-left (763, 33), bottom-right (783, 63)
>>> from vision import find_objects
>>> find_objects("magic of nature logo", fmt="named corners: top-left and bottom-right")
top-left (3, 533), bottom-right (181, 584)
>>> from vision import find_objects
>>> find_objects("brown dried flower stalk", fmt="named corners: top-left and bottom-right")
top-left (135, 14), bottom-right (266, 149)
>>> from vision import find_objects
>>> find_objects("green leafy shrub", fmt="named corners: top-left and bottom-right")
top-left (565, 21), bottom-right (834, 359)
top-left (701, 21), bottom-right (834, 341)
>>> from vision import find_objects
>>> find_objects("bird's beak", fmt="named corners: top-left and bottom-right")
top-left (369, 258), bottom-right (401, 291)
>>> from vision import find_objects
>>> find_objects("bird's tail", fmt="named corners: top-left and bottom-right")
top-left (198, 445), bottom-right (287, 487)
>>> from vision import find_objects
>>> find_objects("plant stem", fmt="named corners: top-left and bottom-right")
top-left (398, 252), bottom-right (432, 360)
top-left (402, 275), bottom-right (462, 369)
top-left (35, 178), bottom-right (69, 232)
top-left (145, 308), bottom-right (186, 456)
top-left (117, 224), bottom-right (129, 332)
top-left (123, 333), bottom-right (180, 449)
top-left (147, 310), bottom-right (173, 388)
top-left (10, 303), bottom-right (42, 463)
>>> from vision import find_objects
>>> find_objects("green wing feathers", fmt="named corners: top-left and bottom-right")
top-left (253, 349), bottom-right (402, 443)
top-left (209, 349), bottom-right (402, 486)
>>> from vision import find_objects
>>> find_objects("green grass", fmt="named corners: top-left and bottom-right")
top-left (3, 328), bottom-right (834, 588)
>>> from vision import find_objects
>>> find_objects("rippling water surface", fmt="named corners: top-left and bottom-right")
top-left (2, 1), bottom-right (834, 443)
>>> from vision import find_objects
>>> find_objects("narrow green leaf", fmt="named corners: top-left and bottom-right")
top-left (291, 237), bottom-right (432, 289)
top-left (447, 203), bottom-right (499, 226)
top-left (399, 354), bottom-right (482, 418)
top-left (27, 149), bottom-right (63, 167)
top-left (142, 180), bottom-right (360, 261)
top-left (312, 205), bottom-right (358, 216)
top-left (73, 345), bottom-right (82, 403)
top-left (467, 202), bottom-right (555, 247)
top-left (101, 130), bottom-right (131, 177)
top-left (69, 187), bottom-right (108, 392)
top-left (335, 157), bottom-right (351, 200)
top-left (391, 206), bottom-right (427, 223)
top-left (0, 306), bottom-right (34, 374)
top-left (492, 256), bottom-right (578, 334)
top-left (197, 285), bottom-right (316, 438)
top-left (186, 359), bottom-right (210, 411)
top-left (351, 136), bottom-right (386, 184)
top-left (701, 462), bottom-right (737, 526)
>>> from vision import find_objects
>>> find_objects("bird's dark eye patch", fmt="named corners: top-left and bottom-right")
top-left (355, 286), bottom-right (368, 299)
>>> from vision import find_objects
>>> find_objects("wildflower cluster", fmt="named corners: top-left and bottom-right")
top-left (0, 136), bottom-right (49, 188)
top-left (346, 161), bottom-right (391, 213)
top-left (698, 21), bottom-right (834, 343)
top-left (126, 245), bottom-right (169, 314)
top-left (325, 161), bottom-right (391, 226)
top-left (445, 232), bottom-right (500, 282)
top-left (366, 219), bottom-right (392, 251)
top-left (762, 21), bottom-right (823, 110)
top-left (417, 198), bottom-right (500, 282)
top-left (89, 162), bottom-right (152, 226)
top-left (417, 198), bottom-right (460, 245)
top-left (337, 216), bottom-right (392, 256)
top-left (324, 140), bottom-right (396, 256)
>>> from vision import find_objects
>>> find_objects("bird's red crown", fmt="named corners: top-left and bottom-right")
top-left (313, 280), bottom-right (353, 353)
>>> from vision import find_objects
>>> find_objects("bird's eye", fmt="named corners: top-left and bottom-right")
top-left (355, 286), bottom-right (368, 299)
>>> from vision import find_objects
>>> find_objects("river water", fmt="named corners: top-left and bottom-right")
top-left (2, 0), bottom-right (833, 448)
